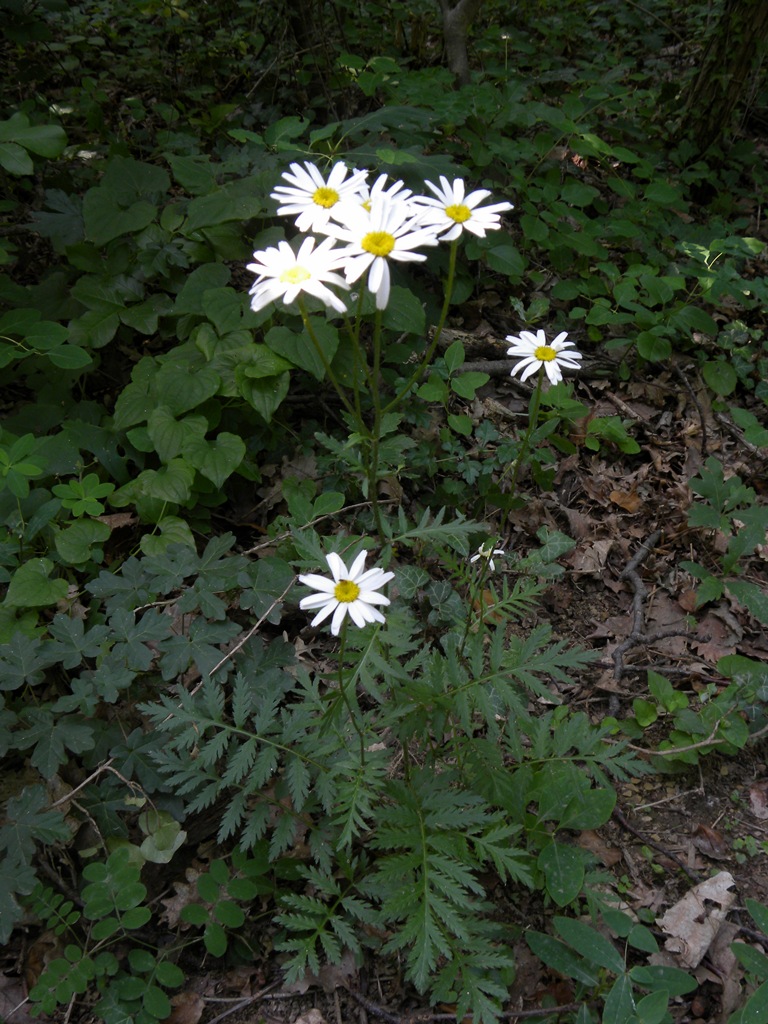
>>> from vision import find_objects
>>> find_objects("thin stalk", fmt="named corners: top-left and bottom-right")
top-left (367, 308), bottom-right (386, 541)
top-left (337, 621), bottom-right (367, 766)
top-left (501, 366), bottom-right (545, 499)
top-left (299, 300), bottom-right (358, 422)
top-left (381, 238), bottom-right (459, 416)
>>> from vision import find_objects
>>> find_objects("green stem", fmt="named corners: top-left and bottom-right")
top-left (381, 238), bottom-right (459, 417)
top-left (502, 367), bottom-right (545, 499)
top-left (368, 308), bottom-right (386, 541)
top-left (299, 300), bottom-right (358, 422)
top-left (337, 620), bottom-right (366, 766)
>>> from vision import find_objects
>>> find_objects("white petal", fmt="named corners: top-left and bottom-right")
top-left (330, 603), bottom-right (349, 635)
top-left (311, 600), bottom-right (338, 628)
top-left (324, 551), bottom-right (349, 582)
top-left (297, 573), bottom-right (337, 593)
top-left (347, 550), bottom-right (368, 581)
top-left (300, 592), bottom-right (336, 610)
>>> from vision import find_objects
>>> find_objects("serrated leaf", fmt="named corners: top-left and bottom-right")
top-left (727, 579), bottom-right (768, 624)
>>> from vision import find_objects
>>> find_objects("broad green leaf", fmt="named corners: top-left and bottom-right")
top-left (157, 365), bottom-right (220, 416)
top-left (83, 190), bottom-right (157, 246)
top-left (0, 140), bottom-right (33, 175)
top-left (100, 156), bottom-right (170, 202)
top-left (730, 981), bottom-right (768, 1024)
top-left (67, 308), bottom-right (121, 349)
top-left (560, 785), bottom-right (616, 830)
top-left (635, 989), bottom-right (668, 1024)
top-left (629, 965), bottom-right (697, 995)
top-left (382, 286), bottom-right (426, 334)
top-left (603, 973), bottom-right (635, 1024)
top-left (202, 287), bottom-right (244, 334)
top-left (444, 340), bottom-right (465, 373)
top-left (167, 154), bottom-right (218, 195)
top-left (637, 330), bottom-right (671, 362)
top-left (0, 113), bottom-right (67, 157)
top-left (538, 843), bottom-right (584, 906)
top-left (702, 360), bottom-right (738, 396)
top-left (732, 942), bottom-right (768, 979)
top-left (48, 345), bottom-right (93, 369)
top-left (643, 182), bottom-right (682, 204)
top-left (628, 924), bottom-right (658, 955)
top-left (139, 516), bottom-right (196, 555)
top-left (4, 558), bottom-right (68, 607)
top-left (175, 263), bottom-right (231, 313)
top-left (185, 186), bottom-right (262, 232)
top-left (148, 407), bottom-right (207, 463)
top-left (264, 116), bottom-right (308, 146)
top-left (204, 921), bottom-right (228, 956)
top-left (54, 519), bottom-right (111, 565)
top-left (746, 899), bottom-right (768, 938)
top-left (451, 371), bottom-right (489, 399)
top-left (266, 320), bottom-right (339, 380)
top-left (119, 294), bottom-right (174, 334)
top-left (633, 698), bottom-right (657, 727)
top-left (485, 242), bottom-right (525, 277)
top-left (554, 916), bottom-right (625, 974)
top-left (238, 371), bottom-right (290, 423)
top-left (727, 579), bottom-right (768, 624)
top-left (182, 432), bottom-right (246, 488)
top-left (236, 346), bottom-right (293, 379)
top-left (138, 460), bottom-right (196, 504)
top-left (525, 931), bottom-right (598, 986)
top-left (670, 305), bottom-right (718, 335)
top-left (447, 413), bottom-right (472, 435)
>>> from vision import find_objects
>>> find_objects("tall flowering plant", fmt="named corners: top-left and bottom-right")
top-left (246, 159), bottom-right (513, 536)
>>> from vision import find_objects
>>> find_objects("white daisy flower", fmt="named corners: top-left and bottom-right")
top-left (298, 551), bottom-right (395, 635)
top-left (323, 195), bottom-right (439, 309)
top-left (470, 541), bottom-right (505, 572)
top-left (506, 329), bottom-right (583, 385)
top-left (357, 172), bottom-right (414, 209)
top-left (413, 176), bottom-right (513, 241)
top-left (247, 236), bottom-right (350, 313)
top-left (271, 160), bottom-right (369, 233)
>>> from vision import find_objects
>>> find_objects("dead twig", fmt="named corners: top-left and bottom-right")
top-left (672, 362), bottom-right (708, 457)
top-left (611, 530), bottom-right (661, 697)
top-left (612, 806), bottom-right (700, 882)
top-left (201, 577), bottom-right (296, 688)
top-left (344, 987), bottom-right (584, 1022)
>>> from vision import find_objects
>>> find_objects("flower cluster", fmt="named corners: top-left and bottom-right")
top-left (248, 160), bottom-right (513, 312)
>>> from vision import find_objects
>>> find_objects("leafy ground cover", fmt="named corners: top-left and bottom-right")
top-left (1, 1), bottom-right (767, 1022)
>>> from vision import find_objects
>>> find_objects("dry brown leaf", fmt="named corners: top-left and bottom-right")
top-left (0, 975), bottom-right (36, 1024)
top-left (575, 829), bottom-right (623, 867)
top-left (291, 1010), bottom-right (327, 1024)
top-left (658, 871), bottom-right (737, 968)
top-left (165, 991), bottom-right (205, 1024)
top-left (691, 823), bottom-right (730, 860)
top-left (568, 538), bottom-right (614, 575)
top-left (609, 489), bottom-right (643, 513)
top-left (749, 780), bottom-right (768, 820)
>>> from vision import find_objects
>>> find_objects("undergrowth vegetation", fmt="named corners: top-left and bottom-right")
top-left (1, 0), bottom-right (767, 1021)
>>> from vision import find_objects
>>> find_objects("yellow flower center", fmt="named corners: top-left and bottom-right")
top-left (313, 186), bottom-right (339, 209)
top-left (534, 345), bottom-right (557, 362)
top-left (362, 231), bottom-right (395, 257)
top-left (280, 265), bottom-right (311, 285)
top-left (445, 203), bottom-right (471, 223)
top-left (334, 579), bottom-right (361, 603)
